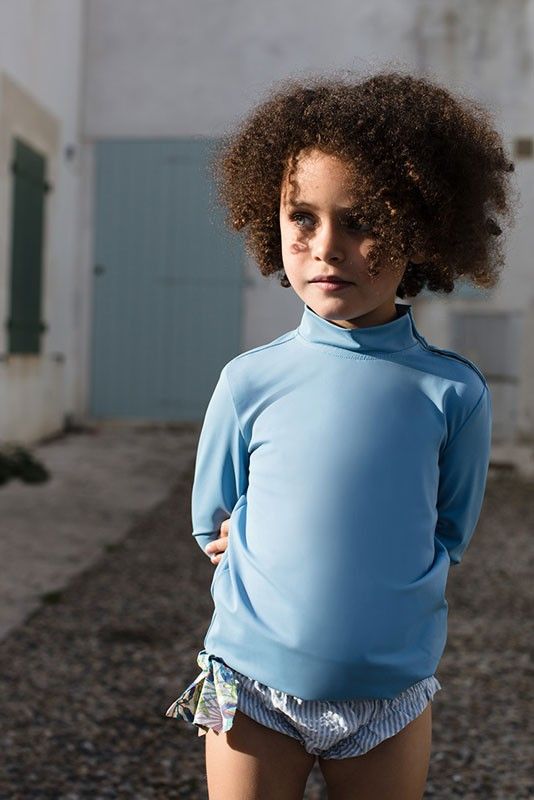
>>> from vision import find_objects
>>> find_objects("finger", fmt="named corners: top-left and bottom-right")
top-left (205, 537), bottom-right (226, 555)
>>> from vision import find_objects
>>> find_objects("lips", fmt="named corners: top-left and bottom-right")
top-left (310, 276), bottom-right (351, 284)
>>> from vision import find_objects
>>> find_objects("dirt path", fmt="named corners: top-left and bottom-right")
top-left (0, 423), bottom-right (199, 640)
top-left (0, 462), bottom-right (532, 799)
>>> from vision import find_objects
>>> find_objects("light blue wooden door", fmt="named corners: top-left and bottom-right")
top-left (90, 138), bottom-right (244, 420)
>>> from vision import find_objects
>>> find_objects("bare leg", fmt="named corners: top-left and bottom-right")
top-left (318, 702), bottom-right (433, 800)
top-left (204, 708), bottom-right (317, 800)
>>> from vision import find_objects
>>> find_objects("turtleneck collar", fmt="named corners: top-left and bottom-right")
top-left (297, 301), bottom-right (420, 354)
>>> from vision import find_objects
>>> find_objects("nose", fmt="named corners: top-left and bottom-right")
top-left (310, 218), bottom-right (345, 263)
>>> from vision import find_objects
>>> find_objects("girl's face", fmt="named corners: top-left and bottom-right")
top-left (279, 148), bottom-right (410, 329)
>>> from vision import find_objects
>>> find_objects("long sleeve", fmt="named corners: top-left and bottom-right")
top-left (191, 365), bottom-right (249, 557)
top-left (435, 384), bottom-right (493, 566)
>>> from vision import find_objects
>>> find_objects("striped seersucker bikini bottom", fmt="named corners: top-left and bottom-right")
top-left (165, 649), bottom-right (442, 759)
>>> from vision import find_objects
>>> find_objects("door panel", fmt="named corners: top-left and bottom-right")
top-left (90, 138), bottom-right (243, 420)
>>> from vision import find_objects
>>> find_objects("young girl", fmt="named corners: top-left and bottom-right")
top-left (165, 70), bottom-right (516, 799)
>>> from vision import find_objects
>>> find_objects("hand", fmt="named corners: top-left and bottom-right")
top-left (205, 517), bottom-right (229, 564)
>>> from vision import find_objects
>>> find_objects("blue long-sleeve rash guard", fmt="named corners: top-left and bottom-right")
top-left (191, 301), bottom-right (492, 701)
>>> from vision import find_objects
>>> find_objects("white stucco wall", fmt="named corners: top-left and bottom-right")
top-left (408, 0), bottom-right (534, 439)
top-left (83, 0), bottom-right (418, 138)
top-left (82, 0), bottom-right (534, 440)
top-left (0, 0), bottom-right (85, 442)
top-left (0, 1), bottom-right (531, 442)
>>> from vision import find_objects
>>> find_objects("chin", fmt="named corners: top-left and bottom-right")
top-left (305, 295), bottom-right (361, 316)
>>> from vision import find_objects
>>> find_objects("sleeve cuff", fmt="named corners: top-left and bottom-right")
top-left (193, 531), bottom-right (220, 555)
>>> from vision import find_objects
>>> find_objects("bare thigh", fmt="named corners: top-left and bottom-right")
top-left (318, 701), bottom-right (433, 800)
top-left (204, 708), bottom-right (317, 800)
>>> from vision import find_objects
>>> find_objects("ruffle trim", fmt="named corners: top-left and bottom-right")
top-left (165, 650), bottom-right (239, 736)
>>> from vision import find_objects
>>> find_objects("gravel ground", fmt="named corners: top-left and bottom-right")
top-left (0, 460), bottom-right (532, 799)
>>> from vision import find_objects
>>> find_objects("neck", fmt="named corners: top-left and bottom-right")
top-left (297, 301), bottom-right (420, 355)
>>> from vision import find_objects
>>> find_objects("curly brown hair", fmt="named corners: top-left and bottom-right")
top-left (210, 70), bottom-right (518, 298)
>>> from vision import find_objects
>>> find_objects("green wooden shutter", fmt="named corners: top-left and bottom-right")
top-left (7, 138), bottom-right (50, 354)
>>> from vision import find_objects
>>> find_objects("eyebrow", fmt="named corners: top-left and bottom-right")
top-left (286, 200), bottom-right (355, 212)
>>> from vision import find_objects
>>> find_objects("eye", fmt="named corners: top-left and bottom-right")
top-left (289, 212), bottom-right (373, 235)
top-left (343, 217), bottom-right (374, 235)
top-left (290, 212), bottom-right (314, 229)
